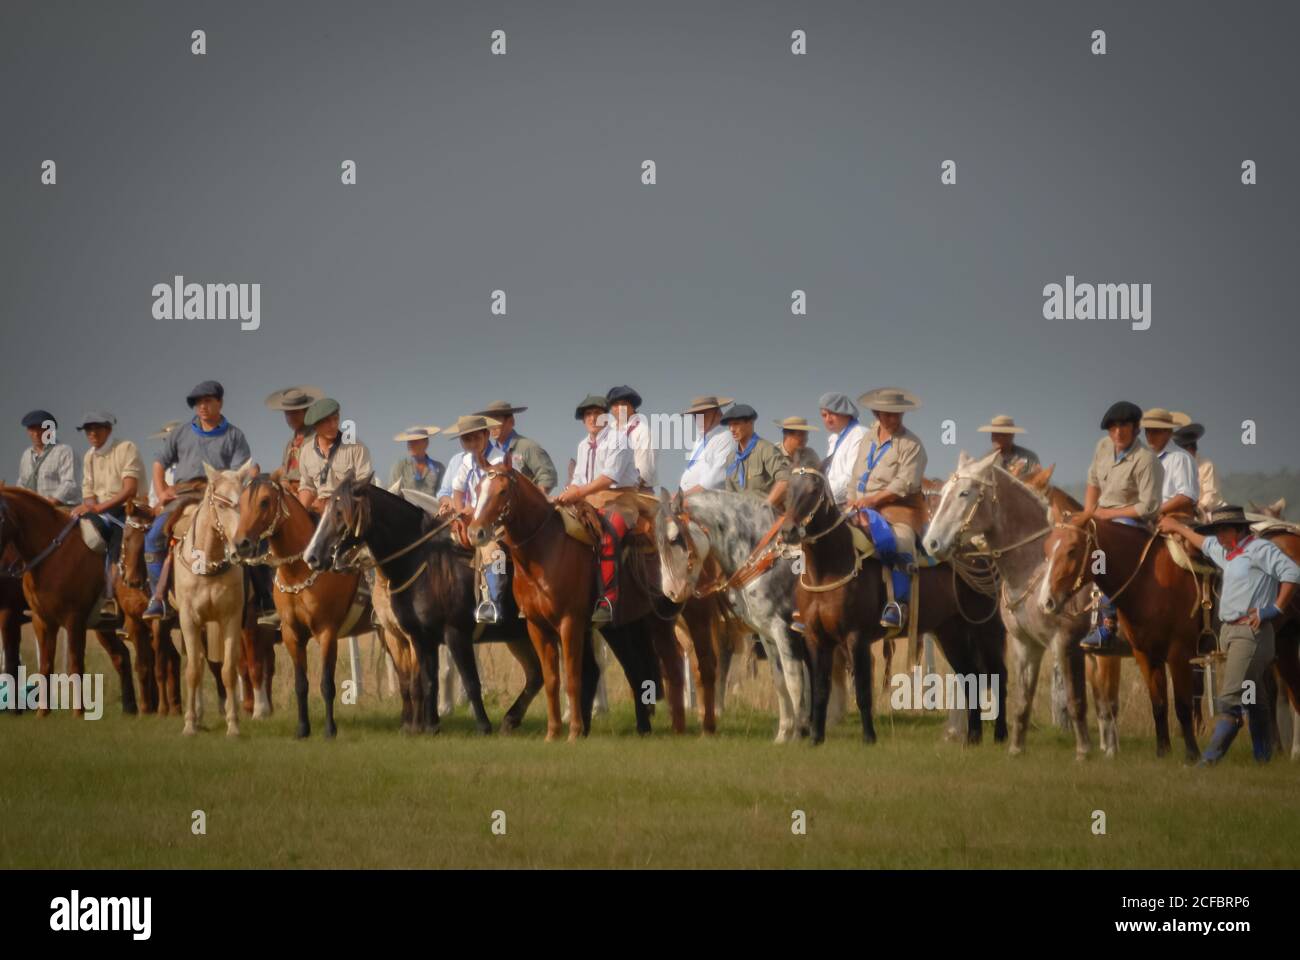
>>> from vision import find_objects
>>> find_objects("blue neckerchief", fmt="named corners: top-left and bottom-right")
top-left (412, 454), bottom-right (436, 474)
top-left (1113, 440), bottom-right (1137, 465)
top-left (830, 418), bottom-right (859, 458)
top-left (856, 436), bottom-right (892, 493)
top-left (191, 416), bottom-right (230, 438)
top-left (491, 431), bottom-right (515, 458)
top-left (726, 435), bottom-right (760, 486)
top-left (687, 427), bottom-right (715, 467)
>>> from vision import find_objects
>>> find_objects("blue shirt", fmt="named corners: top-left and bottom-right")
top-left (437, 451), bottom-right (465, 499)
top-left (1201, 535), bottom-right (1300, 622)
top-left (155, 416), bottom-right (251, 483)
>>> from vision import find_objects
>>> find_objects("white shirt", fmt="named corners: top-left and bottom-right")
top-left (571, 433), bottom-right (601, 487)
top-left (679, 425), bottom-right (732, 491)
top-left (825, 420), bottom-right (868, 504)
top-left (592, 425), bottom-right (640, 488)
top-left (626, 414), bottom-right (657, 487)
top-left (451, 447), bottom-right (505, 509)
top-left (1156, 445), bottom-right (1199, 504)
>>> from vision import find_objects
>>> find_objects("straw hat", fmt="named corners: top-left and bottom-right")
top-left (393, 426), bottom-right (441, 442)
top-left (976, 414), bottom-right (1026, 435)
top-left (774, 416), bottom-right (820, 432)
top-left (683, 395), bottom-right (734, 415)
top-left (1140, 407), bottom-right (1177, 430)
top-left (148, 419), bottom-right (184, 440)
top-left (264, 385), bottom-right (324, 411)
top-left (858, 387), bottom-right (921, 413)
top-left (443, 415), bottom-right (500, 438)
top-left (1169, 411), bottom-right (1193, 428)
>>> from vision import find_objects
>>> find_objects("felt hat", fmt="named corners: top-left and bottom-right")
top-left (774, 416), bottom-right (820, 432)
top-left (976, 414), bottom-right (1026, 435)
top-left (606, 385), bottom-right (642, 409)
top-left (1195, 505), bottom-right (1252, 534)
top-left (859, 387), bottom-right (921, 413)
top-left (474, 400), bottom-right (528, 418)
top-left (20, 409), bottom-right (56, 430)
top-left (1174, 423), bottom-right (1206, 448)
top-left (443, 415), bottom-right (500, 438)
top-left (683, 395), bottom-right (734, 415)
top-left (264, 385), bottom-right (324, 411)
top-left (1140, 407), bottom-right (1177, 430)
top-left (304, 397), bottom-right (340, 427)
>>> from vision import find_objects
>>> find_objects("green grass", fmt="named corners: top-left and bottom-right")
top-left (2, 635), bottom-right (1299, 869)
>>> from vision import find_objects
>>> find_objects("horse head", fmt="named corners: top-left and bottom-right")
top-left (1037, 517), bottom-right (1094, 615)
top-left (1249, 497), bottom-right (1287, 520)
top-left (779, 466), bottom-right (831, 544)
top-left (465, 457), bottom-right (516, 548)
top-left (305, 470), bottom-right (368, 571)
top-left (232, 464), bottom-right (288, 560)
top-left (118, 499), bottom-right (153, 589)
top-left (655, 488), bottom-right (710, 603)
top-left (202, 462), bottom-right (251, 557)
top-left (923, 450), bottom-right (1004, 558)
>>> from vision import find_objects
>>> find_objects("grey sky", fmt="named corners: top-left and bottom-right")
top-left (3, 0), bottom-right (1297, 488)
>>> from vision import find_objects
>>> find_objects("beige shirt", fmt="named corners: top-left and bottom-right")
top-left (298, 438), bottom-right (374, 500)
top-left (1086, 436), bottom-right (1163, 520)
top-left (82, 439), bottom-right (144, 502)
top-left (852, 422), bottom-right (927, 499)
top-left (1197, 457), bottom-right (1226, 513)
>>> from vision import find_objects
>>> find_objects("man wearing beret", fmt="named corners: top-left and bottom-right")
top-left (720, 404), bottom-right (790, 505)
top-left (606, 385), bottom-right (657, 489)
top-left (17, 409), bottom-right (79, 505)
top-left (819, 392), bottom-right (869, 506)
top-left (144, 380), bottom-right (252, 619)
top-left (475, 401), bottom-right (558, 494)
top-left (567, 394), bottom-right (611, 490)
top-left (72, 413), bottom-right (144, 594)
top-left (297, 397), bottom-right (374, 512)
top-left (264, 385), bottom-right (323, 498)
top-left (1076, 400), bottom-right (1164, 651)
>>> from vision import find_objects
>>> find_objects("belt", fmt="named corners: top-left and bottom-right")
top-left (1229, 615), bottom-right (1254, 626)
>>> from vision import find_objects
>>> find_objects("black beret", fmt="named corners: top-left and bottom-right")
top-left (1099, 401), bottom-right (1143, 430)
top-left (606, 385), bottom-right (642, 409)
top-left (720, 403), bottom-right (758, 423)
top-left (21, 409), bottom-right (56, 430)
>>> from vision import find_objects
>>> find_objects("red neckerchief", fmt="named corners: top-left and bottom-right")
top-left (1225, 534), bottom-right (1254, 561)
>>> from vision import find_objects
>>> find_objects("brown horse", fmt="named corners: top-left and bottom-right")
top-left (0, 546), bottom-right (31, 707)
top-left (780, 467), bottom-right (1007, 745)
top-left (0, 486), bottom-right (138, 716)
top-left (232, 468), bottom-right (366, 737)
top-left (468, 460), bottom-right (686, 741)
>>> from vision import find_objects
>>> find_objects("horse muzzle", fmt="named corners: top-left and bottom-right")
top-left (235, 537), bottom-right (256, 559)
top-left (304, 548), bottom-right (326, 571)
top-left (466, 523), bottom-right (489, 547)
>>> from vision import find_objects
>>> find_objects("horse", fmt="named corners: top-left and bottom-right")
top-left (655, 488), bottom-right (811, 741)
top-left (303, 474), bottom-right (543, 735)
top-left (467, 460), bottom-right (686, 741)
top-left (0, 486), bottom-right (139, 716)
top-left (171, 465), bottom-right (247, 736)
top-left (231, 468), bottom-right (372, 736)
top-left (780, 467), bottom-right (1007, 745)
top-left (923, 452), bottom-right (1116, 757)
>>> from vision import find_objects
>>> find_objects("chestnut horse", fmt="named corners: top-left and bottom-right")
top-left (304, 475), bottom-right (543, 735)
top-left (780, 467), bottom-right (1007, 745)
top-left (0, 486), bottom-right (139, 716)
top-left (468, 461), bottom-right (686, 741)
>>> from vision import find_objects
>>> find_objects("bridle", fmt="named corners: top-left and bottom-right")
top-left (786, 467), bottom-right (848, 544)
top-left (237, 477), bottom-right (299, 568)
top-left (182, 487), bottom-right (239, 574)
top-left (116, 509), bottom-right (152, 589)
top-left (667, 504), bottom-right (784, 600)
top-left (480, 465), bottom-right (551, 548)
top-left (329, 485), bottom-right (456, 596)
top-left (0, 492), bottom-right (89, 579)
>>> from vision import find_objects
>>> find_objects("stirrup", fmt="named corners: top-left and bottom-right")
top-left (100, 599), bottom-right (119, 619)
top-left (257, 609), bottom-right (282, 628)
top-left (474, 600), bottom-right (500, 624)
top-left (1079, 622), bottom-right (1114, 652)
top-left (789, 610), bottom-right (806, 635)
top-left (592, 597), bottom-right (614, 624)
top-left (143, 597), bottom-right (168, 621)
top-left (879, 601), bottom-right (905, 630)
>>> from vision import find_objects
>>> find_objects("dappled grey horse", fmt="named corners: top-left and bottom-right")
top-left (655, 489), bottom-right (809, 742)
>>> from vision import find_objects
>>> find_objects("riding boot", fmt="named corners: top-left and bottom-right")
top-left (1245, 703), bottom-right (1273, 763)
top-left (593, 511), bottom-right (627, 624)
top-left (144, 553), bottom-right (172, 620)
top-left (1198, 711), bottom-right (1243, 766)
top-left (1080, 596), bottom-right (1117, 652)
top-left (880, 563), bottom-right (911, 630)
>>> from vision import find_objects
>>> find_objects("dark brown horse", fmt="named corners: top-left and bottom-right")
top-left (0, 486), bottom-right (138, 716)
top-left (780, 468), bottom-right (1007, 745)
top-left (467, 460), bottom-right (686, 741)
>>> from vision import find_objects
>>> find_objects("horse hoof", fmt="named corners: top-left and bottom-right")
top-left (226, 725), bottom-right (240, 738)
top-left (325, 726), bottom-right (337, 739)
top-left (499, 718), bottom-right (519, 735)
top-left (478, 724), bottom-right (494, 736)
top-left (183, 724), bottom-right (197, 736)
top-left (1008, 744), bottom-right (1024, 757)
top-left (295, 725), bottom-right (310, 739)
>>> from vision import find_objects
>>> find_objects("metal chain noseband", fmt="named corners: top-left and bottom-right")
top-left (180, 490), bottom-right (238, 575)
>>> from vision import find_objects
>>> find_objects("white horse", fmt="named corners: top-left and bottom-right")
top-left (172, 463), bottom-right (248, 736)
top-left (924, 451), bottom-right (1105, 758)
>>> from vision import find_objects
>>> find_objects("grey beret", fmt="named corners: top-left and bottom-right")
top-left (304, 397), bottom-right (341, 427)
top-left (818, 392), bottom-right (858, 417)
top-left (76, 411), bottom-right (117, 430)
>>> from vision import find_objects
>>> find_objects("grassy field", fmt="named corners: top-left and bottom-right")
top-left (2, 630), bottom-right (1298, 869)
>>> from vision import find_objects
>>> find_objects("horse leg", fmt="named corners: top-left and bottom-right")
top-left (242, 618), bottom-right (267, 719)
top-left (319, 629), bottom-right (338, 738)
top-left (771, 617), bottom-right (810, 739)
top-left (1008, 634), bottom-right (1042, 755)
top-left (850, 631), bottom-right (876, 743)
top-left (64, 624), bottom-right (90, 719)
top-left (222, 616), bottom-right (241, 737)
top-left (0, 609), bottom-right (20, 714)
top-left (1052, 630), bottom-right (1092, 758)
top-left (93, 627), bottom-right (138, 716)
top-left (526, 620), bottom-right (563, 741)
top-left (579, 627), bottom-right (599, 735)
top-left (598, 624), bottom-right (653, 735)
top-left (827, 643), bottom-right (848, 727)
top-left (129, 618), bottom-right (158, 714)
top-left (1271, 625), bottom-right (1300, 759)
top-left (1166, 640), bottom-right (1200, 763)
top-left (714, 626), bottom-right (734, 717)
top-left (754, 628), bottom-right (795, 743)
top-left (152, 623), bottom-right (178, 715)
top-left (1132, 646), bottom-right (1171, 757)
top-left (648, 619), bottom-right (686, 734)
top-left (681, 603), bottom-right (717, 734)
top-left (180, 611), bottom-right (204, 735)
top-left (502, 637), bottom-right (543, 733)
top-left (29, 618), bottom-right (56, 716)
top-left (805, 625), bottom-right (834, 746)
top-left (282, 625), bottom-right (310, 738)
top-left (879, 638), bottom-right (895, 702)
top-left (560, 615), bottom-right (591, 741)
top-left (447, 623), bottom-right (492, 735)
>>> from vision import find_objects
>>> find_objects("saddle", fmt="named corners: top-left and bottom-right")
top-left (585, 489), bottom-right (659, 553)
top-left (558, 502), bottom-right (601, 547)
top-left (1162, 534), bottom-right (1217, 576)
top-left (78, 519), bottom-right (108, 554)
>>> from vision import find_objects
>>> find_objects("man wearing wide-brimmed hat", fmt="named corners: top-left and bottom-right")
top-left (818, 392), bottom-right (867, 506)
top-left (389, 426), bottom-right (444, 496)
top-left (17, 409), bottom-right (79, 505)
top-left (474, 401), bottom-right (558, 494)
top-left (1170, 412), bottom-right (1226, 514)
top-left (1077, 400), bottom-right (1164, 650)
top-left (441, 414), bottom-right (507, 622)
top-left (720, 404), bottom-right (790, 505)
top-left (849, 388), bottom-right (928, 629)
top-left (144, 380), bottom-right (252, 619)
top-left (264, 385), bottom-right (324, 497)
top-left (774, 415), bottom-right (821, 471)
top-left (1159, 506), bottom-right (1300, 764)
top-left (606, 385), bottom-right (656, 488)
top-left (297, 397), bottom-right (374, 511)
top-left (679, 395), bottom-right (735, 493)
top-left (976, 415), bottom-right (1040, 476)
top-left (1141, 407), bottom-right (1199, 518)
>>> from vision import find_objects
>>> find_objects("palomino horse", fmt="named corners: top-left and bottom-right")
top-left (780, 467), bottom-right (1007, 745)
top-left (304, 475), bottom-right (543, 735)
top-left (655, 488), bottom-right (810, 741)
top-left (924, 452), bottom-right (1111, 757)
top-left (172, 465), bottom-right (247, 736)
top-left (0, 486), bottom-right (139, 716)
top-left (467, 460), bottom-right (686, 741)
top-left (232, 469), bottom-right (368, 735)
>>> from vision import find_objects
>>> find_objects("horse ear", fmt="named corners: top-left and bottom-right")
top-left (670, 489), bottom-right (684, 513)
top-left (1038, 464), bottom-right (1056, 487)
top-left (659, 486), bottom-right (672, 504)
top-left (203, 462), bottom-right (218, 483)
top-left (957, 450), bottom-right (971, 469)
top-left (1273, 497), bottom-right (1287, 517)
